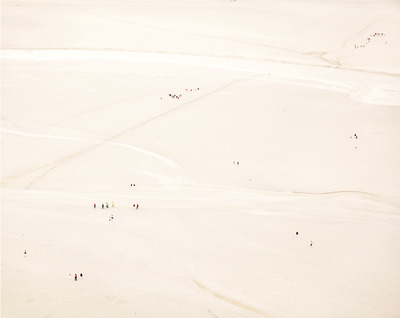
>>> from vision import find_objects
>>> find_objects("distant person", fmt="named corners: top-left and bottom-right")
top-left (75, 274), bottom-right (78, 281)
top-left (24, 250), bottom-right (27, 256)
top-left (310, 241), bottom-right (313, 247)
top-left (296, 232), bottom-right (298, 236)
top-left (80, 273), bottom-right (83, 279)
top-left (136, 204), bottom-right (139, 210)
top-left (102, 204), bottom-right (104, 209)
top-left (94, 203), bottom-right (96, 208)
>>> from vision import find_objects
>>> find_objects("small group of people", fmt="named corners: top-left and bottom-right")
top-left (162, 88), bottom-right (200, 100)
top-left (350, 133), bottom-right (359, 149)
top-left (355, 32), bottom-right (387, 49)
top-left (94, 202), bottom-right (114, 209)
top-left (109, 215), bottom-right (115, 221)
top-left (233, 161), bottom-right (240, 165)
top-left (69, 273), bottom-right (83, 281)
top-left (93, 202), bottom-right (140, 210)
top-left (295, 232), bottom-right (313, 247)
top-left (168, 93), bottom-right (182, 99)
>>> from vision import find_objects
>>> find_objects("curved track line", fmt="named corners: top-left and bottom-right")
top-left (2, 78), bottom-right (247, 189)
top-left (2, 129), bottom-right (181, 188)
top-left (109, 77), bottom-right (249, 140)
top-left (192, 279), bottom-right (271, 317)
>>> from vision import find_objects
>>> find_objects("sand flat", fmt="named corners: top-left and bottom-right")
top-left (2, 1), bottom-right (400, 317)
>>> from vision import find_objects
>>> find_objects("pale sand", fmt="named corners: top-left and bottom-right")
top-left (2, 1), bottom-right (400, 317)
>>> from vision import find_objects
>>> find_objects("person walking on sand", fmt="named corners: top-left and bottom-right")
top-left (136, 204), bottom-right (139, 210)
top-left (94, 203), bottom-right (96, 208)
top-left (80, 273), bottom-right (83, 279)
top-left (75, 274), bottom-right (78, 281)
top-left (310, 240), bottom-right (313, 247)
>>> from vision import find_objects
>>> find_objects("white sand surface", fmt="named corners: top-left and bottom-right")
top-left (2, 1), bottom-right (400, 317)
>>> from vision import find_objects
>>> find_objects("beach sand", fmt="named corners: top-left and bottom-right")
top-left (2, 1), bottom-right (400, 317)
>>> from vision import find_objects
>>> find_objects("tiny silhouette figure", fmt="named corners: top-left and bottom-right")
top-left (310, 241), bottom-right (313, 247)
top-left (24, 250), bottom-right (27, 256)
top-left (80, 273), bottom-right (83, 279)
top-left (94, 203), bottom-right (96, 208)
top-left (75, 274), bottom-right (78, 281)
top-left (296, 232), bottom-right (298, 235)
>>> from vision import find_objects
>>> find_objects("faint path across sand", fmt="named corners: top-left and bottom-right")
top-left (1, 73), bottom-right (247, 189)
top-left (192, 279), bottom-right (271, 317)
top-left (1, 128), bottom-right (181, 189)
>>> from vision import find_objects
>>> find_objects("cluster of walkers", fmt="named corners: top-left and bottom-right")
top-left (350, 133), bottom-right (359, 149)
top-left (354, 32), bottom-right (387, 49)
top-left (93, 203), bottom-right (140, 210)
top-left (69, 273), bottom-right (83, 281)
top-left (94, 202), bottom-right (114, 209)
top-left (295, 231), bottom-right (313, 247)
top-left (371, 32), bottom-right (385, 37)
top-left (167, 93), bottom-right (182, 99)
top-left (162, 88), bottom-right (200, 100)
top-left (185, 88), bottom-right (200, 92)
